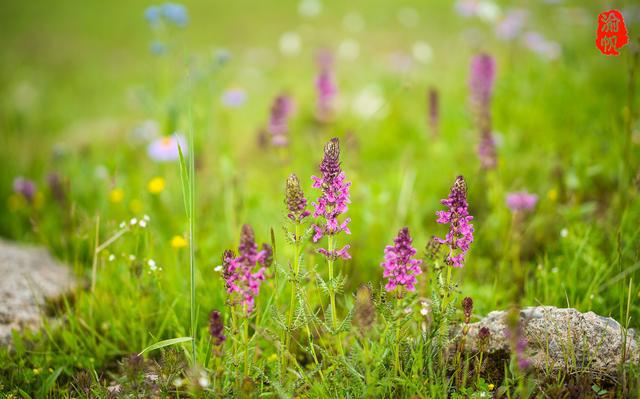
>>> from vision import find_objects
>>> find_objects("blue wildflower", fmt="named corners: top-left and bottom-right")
top-left (161, 3), bottom-right (189, 27)
top-left (144, 5), bottom-right (162, 26)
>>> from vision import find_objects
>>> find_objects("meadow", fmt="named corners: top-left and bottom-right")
top-left (1, 0), bottom-right (640, 397)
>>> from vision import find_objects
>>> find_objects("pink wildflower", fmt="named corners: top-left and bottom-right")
top-left (436, 176), bottom-right (474, 268)
top-left (381, 227), bottom-right (423, 292)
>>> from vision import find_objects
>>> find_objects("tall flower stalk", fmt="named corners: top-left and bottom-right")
top-left (269, 94), bottom-right (293, 147)
top-left (281, 174), bottom-right (312, 375)
top-left (381, 227), bottom-right (422, 375)
top-left (469, 53), bottom-right (497, 170)
top-left (311, 137), bottom-right (351, 354)
top-left (315, 50), bottom-right (337, 123)
top-left (427, 87), bottom-right (439, 137)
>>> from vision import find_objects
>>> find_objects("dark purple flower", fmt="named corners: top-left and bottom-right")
top-left (428, 87), bottom-right (439, 136)
top-left (462, 296), bottom-right (473, 321)
top-left (209, 310), bottom-right (226, 346)
top-left (436, 176), bottom-right (474, 268)
top-left (311, 138), bottom-right (352, 259)
top-left (506, 191), bottom-right (538, 212)
top-left (269, 94), bottom-right (293, 146)
top-left (381, 227), bottom-right (423, 292)
top-left (286, 173), bottom-right (311, 223)
top-left (222, 225), bottom-right (270, 312)
top-left (13, 177), bottom-right (36, 203)
top-left (47, 172), bottom-right (66, 204)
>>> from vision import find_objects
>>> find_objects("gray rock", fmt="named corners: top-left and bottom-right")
top-left (0, 239), bottom-right (75, 343)
top-left (458, 306), bottom-right (639, 377)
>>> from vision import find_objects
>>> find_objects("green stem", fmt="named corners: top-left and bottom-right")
top-left (282, 224), bottom-right (301, 377)
top-left (327, 236), bottom-right (344, 355)
top-left (394, 294), bottom-right (402, 376)
top-left (243, 305), bottom-right (250, 378)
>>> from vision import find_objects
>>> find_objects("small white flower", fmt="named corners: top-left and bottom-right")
top-left (338, 39), bottom-right (360, 61)
top-left (130, 218), bottom-right (138, 226)
top-left (148, 259), bottom-right (157, 271)
top-left (173, 378), bottom-right (184, 388)
top-left (551, 267), bottom-right (558, 273)
top-left (352, 86), bottom-right (388, 120)
top-left (198, 374), bottom-right (210, 388)
top-left (214, 265), bottom-right (223, 273)
top-left (108, 254), bottom-right (116, 262)
top-left (139, 220), bottom-right (147, 228)
top-left (420, 307), bottom-right (429, 316)
top-left (560, 228), bottom-right (568, 238)
top-left (119, 221), bottom-right (126, 229)
top-left (143, 214), bottom-right (150, 222)
top-left (129, 255), bottom-right (136, 261)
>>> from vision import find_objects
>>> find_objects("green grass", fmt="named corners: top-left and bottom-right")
top-left (0, 0), bottom-right (639, 397)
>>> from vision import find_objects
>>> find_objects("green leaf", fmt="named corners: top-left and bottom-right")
top-left (37, 367), bottom-right (62, 398)
top-left (138, 337), bottom-right (193, 356)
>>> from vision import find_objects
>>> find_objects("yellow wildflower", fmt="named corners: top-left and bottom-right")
top-left (267, 353), bottom-right (278, 362)
top-left (109, 188), bottom-right (124, 203)
top-left (547, 188), bottom-right (558, 202)
top-left (488, 384), bottom-right (495, 391)
top-left (171, 235), bottom-right (188, 249)
top-left (148, 177), bottom-right (166, 194)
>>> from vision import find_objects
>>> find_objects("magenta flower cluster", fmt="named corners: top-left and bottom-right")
top-left (222, 225), bottom-right (272, 312)
top-left (381, 227), bottom-right (423, 292)
top-left (269, 94), bottom-right (293, 147)
top-left (436, 176), bottom-right (474, 268)
top-left (506, 191), bottom-right (538, 212)
top-left (311, 138), bottom-right (352, 260)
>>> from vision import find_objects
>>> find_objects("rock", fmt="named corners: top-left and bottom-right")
top-left (0, 239), bottom-right (75, 344)
top-left (458, 306), bottom-right (639, 378)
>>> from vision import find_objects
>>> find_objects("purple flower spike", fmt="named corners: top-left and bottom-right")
top-left (269, 94), bottom-right (293, 147)
top-left (13, 177), bottom-right (36, 203)
top-left (286, 174), bottom-right (311, 222)
top-left (315, 51), bottom-right (337, 123)
top-left (436, 176), bottom-right (474, 268)
top-left (506, 191), bottom-right (538, 212)
top-left (209, 310), bottom-right (226, 346)
top-left (469, 54), bottom-right (498, 170)
top-left (221, 225), bottom-right (271, 313)
top-left (312, 138), bottom-right (352, 259)
top-left (381, 227), bottom-right (423, 292)
top-left (469, 53), bottom-right (496, 107)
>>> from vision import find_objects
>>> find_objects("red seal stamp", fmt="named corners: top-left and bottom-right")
top-left (596, 10), bottom-right (629, 56)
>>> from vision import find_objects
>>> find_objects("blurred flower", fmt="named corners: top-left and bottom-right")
top-left (478, 131), bottom-right (497, 169)
top-left (469, 53), bottom-right (497, 170)
top-left (161, 3), bottom-right (189, 27)
top-left (495, 9), bottom-right (528, 41)
top-left (436, 176), bottom-right (474, 268)
top-left (150, 41), bottom-right (167, 55)
top-left (208, 310), bottom-right (226, 346)
top-left (312, 138), bottom-right (352, 259)
top-left (269, 94), bottom-right (293, 146)
top-left (147, 134), bottom-right (187, 162)
top-left (412, 41), bottom-right (433, 64)
top-left (523, 32), bottom-right (561, 60)
top-left (221, 88), bottom-right (247, 108)
top-left (148, 177), bottom-right (166, 194)
top-left (46, 172), bottom-right (66, 204)
top-left (547, 188), bottom-right (558, 202)
top-left (109, 188), bottom-right (124, 203)
top-left (315, 51), bottom-right (337, 123)
top-left (462, 297), bottom-right (473, 321)
top-left (148, 259), bottom-right (159, 272)
top-left (381, 227), bottom-right (423, 292)
top-left (298, 0), bottom-right (322, 17)
top-left (455, 0), bottom-right (501, 21)
top-left (13, 177), bottom-right (36, 203)
top-left (279, 32), bottom-right (301, 56)
top-left (171, 235), bottom-right (188, 249)
top-left (144, 6), bottom-right (162, 25)
top-left (286, 173), bottom-right (311, 222)
top-left (506, 191), bottom-right (538, 212)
